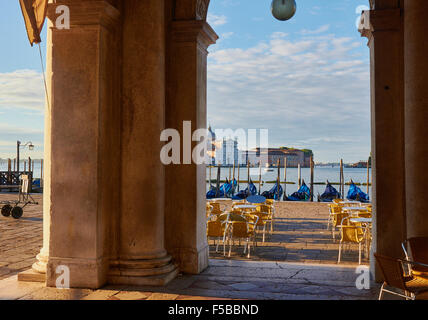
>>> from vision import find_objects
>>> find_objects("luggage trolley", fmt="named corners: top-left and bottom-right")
top-left (1, 175), bottom-right (38, 219)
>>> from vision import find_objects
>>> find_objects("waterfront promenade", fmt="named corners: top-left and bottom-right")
top-left (0, 193), bottom-right (378, 300)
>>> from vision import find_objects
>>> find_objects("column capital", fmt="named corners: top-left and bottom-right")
top-left (47, 0), bottom-right (120, 31)
top-left (171, 20), bottom-right (218, 49)
top-left (359, 8), bottom-right (402, 41)
top-left (174, 0), bottom-right (210, 21)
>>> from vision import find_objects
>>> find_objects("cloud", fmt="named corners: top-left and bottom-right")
top-left (299, 25), bottom-right (330, 35)
top-left (207, 14), bottom-right (228, 27)
top-left (207, 32), bottom-right (370, 162)
top-left (0, 69), bottom-right (45, 112)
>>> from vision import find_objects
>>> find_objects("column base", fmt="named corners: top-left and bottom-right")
top-left (108, 255), bottom-right (178, 286)
top-left (17, 269), bottom-right (46, 283)
top-left (169, 244), bottom-right (209, 274)
top-left (46, 257), bottom-right (109, 289)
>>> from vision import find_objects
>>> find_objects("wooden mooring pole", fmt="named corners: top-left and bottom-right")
top-left (283, 158), bottom-right (287, 200)
top-left (367, 157), bottom-right (370, 195)
top-left (258, 161), bottom-right (262, 195)
top-left (310, 156), bottom-right (314, 202)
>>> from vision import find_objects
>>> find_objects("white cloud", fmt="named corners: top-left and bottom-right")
top-left (0, 69), bottom-right (45, 112)
top-left (207, 14), bottom-right (228, 27)
top-left (207, 32), bottom-right (370, 162)
top-left (299, 24), bottom-right (330, 35)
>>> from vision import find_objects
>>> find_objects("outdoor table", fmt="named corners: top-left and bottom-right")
top-left (350, 217), bottom-right (372, 224)
top-left (234, 205), bottom-right (257, 210)
top-left (342, 206), bottom-right (367, 212)
top-left (339, 201), bottom-right (361, 206)
top-left (246, 195), bottom-right (266, 204)
top-left (210, 198), bottom-right (231, 202)
top-left (234, 204), bottom-right (257, 213)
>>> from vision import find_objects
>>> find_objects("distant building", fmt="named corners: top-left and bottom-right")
top-left (215, 138), bottom-right (239, 165)
top-left (205, 126), bottom-right (216, 165)
top-left (240, 148), bottom-right (312, 168)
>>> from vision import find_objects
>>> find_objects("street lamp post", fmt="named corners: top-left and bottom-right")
top-left (16, 140), bottom-right (34, 173)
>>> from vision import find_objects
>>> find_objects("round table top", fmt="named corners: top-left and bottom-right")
top-left (246, 195), bottom-right (266, 204)
top-left (342, 206), bottom-right (367, 211)
top-left (209, 198), bottom-right (231, 202)
top-left (350, 218), bottom-right (372, 223)
top-left (339, 201), bottom-right (361, 205)
top-left (234, 205), bottom-right (257, 209)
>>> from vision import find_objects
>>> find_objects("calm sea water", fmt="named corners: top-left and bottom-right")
top-left (206, 166), bottom-right (372, 199)
top-left (0, 160), bottom-right (372, 199)
top-left (0, 159), bottom-right (43, 179)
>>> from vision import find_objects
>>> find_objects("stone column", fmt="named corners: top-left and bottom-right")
top-left (108, 0), bottom-right (178, 286)
top-left (359, 6), bottom-right (406, 281)
top-left (41, 1), bottom-right (121, 289)
top-left (164, 16), bottom-right (218, 273)
top-left (404, 0), bottom-right (428, 238)
top-left (29, 17), bottom-right (54, 278)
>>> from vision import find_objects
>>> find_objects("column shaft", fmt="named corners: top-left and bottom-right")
top-left (165, 20), bottom-right (218, 273)
top-left (404, 0), bottom-right (428, 238)
top-left (109, 0), bottom-right (177, 285)
top-left (360, 7), bottom-right (406, 281)
top-left (43, 1), bottom-right (121, 289)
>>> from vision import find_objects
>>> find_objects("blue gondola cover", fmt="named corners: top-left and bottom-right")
top-left (319, 182), bottom-right (341, 202)
top-left (286, 182), bottom-right (311, 201)
top-left (347, 182), bottom-right (370, 203)
top-left (261, 182), bottom-right (283, 200)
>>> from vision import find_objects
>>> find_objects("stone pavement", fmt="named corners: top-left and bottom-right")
top-left (0, 260), bottom-right (378, 300)
top-left (0, 193), bottom-right (43, 280)
top-left (209, 201), bottom-right (368, 265)
top-left (0, 193), bottom-right (380, 299)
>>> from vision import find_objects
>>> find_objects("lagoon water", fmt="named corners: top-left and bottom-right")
top-left (206, 166), bottom-right (372, 199)
top-left (0, 160), bottom-right (372, 199)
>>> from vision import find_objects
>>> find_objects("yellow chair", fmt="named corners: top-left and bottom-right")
top-left (207, 220), bottom-right (227, 253)
top-left (209, 202), bottom-right (223, 215)
top-left (255, 204), bottom-right (273, 242)
top-left (206, 204), bottom-right (213, 218)
top-left (225, 214), bottom-right (258, 258)
top-left (337, 220), bottom-right (366, 264)
top-left (328, 205), bottom-right (348, 239)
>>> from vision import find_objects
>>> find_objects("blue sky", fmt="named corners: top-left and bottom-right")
top-left (0, 0), bottom-right (371, 162)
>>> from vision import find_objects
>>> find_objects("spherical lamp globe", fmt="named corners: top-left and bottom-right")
top-left (271, 0), bottom-right (297, 21)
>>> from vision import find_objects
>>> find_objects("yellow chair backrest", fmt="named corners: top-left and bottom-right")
top-left (332, 212), bottom-right (348, 227)
top-left (257, 204), bottom-right (271, 214)
top-left (265, 199), bottom-right (275, 206)
top-left (209, 202), bottom-right (221, 211)
top-left (207, 221), bottom-right (225, 237)
top-left (340, 225), bottom-right (364, 243)
top-left (230, 221), bottom-right (249, 238)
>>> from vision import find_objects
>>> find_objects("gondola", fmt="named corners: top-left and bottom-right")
top-left (233, 179), bottom-right (257, 200)
top-left (318, 180), bottom-right (341, 202)
top-left (206, 179), bottom-right (233, 199)
top-left (262, 182), bottom-right (283, 200)
top-left (347, 180), bottom-right (370, 203)
top-left (285, 181), bottom-right (311, 201)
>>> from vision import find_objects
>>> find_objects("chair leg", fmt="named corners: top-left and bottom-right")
top-left (378, 283), bottom-right (385, 300)
top-left (338, 242), bottom-right (342, 263)
top-left (247, 239), bottom-right (251, 258)
top-left (358, 242), bottom-right (362, 265)
top-left (263, 225), bottom-right (266, 243)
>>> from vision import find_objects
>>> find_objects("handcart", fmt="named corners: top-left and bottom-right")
top-left (1, 175), bottom-right (38, 219)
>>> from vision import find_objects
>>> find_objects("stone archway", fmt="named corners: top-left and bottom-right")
top-left (26, 0), bottom-right (217, 289)
top-left (22, 0), bottom-right (428, 289)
